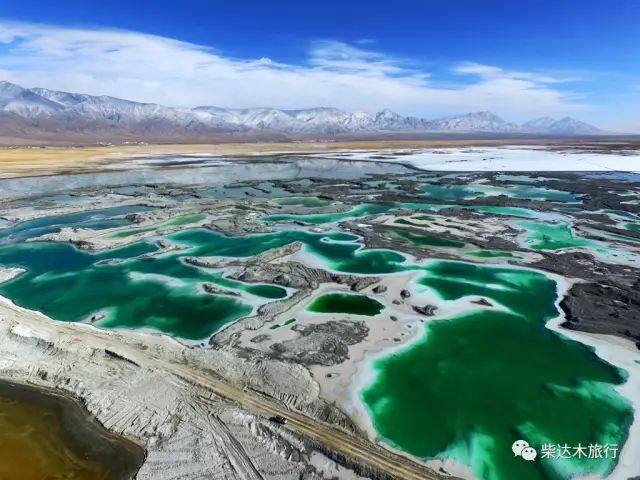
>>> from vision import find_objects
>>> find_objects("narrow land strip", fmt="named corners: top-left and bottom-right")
top-left (0, 297), bottom-right (450, 480)
top-left (1, 138), bottom-right (635, 178)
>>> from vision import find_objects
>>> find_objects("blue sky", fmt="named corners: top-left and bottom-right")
top-left (0, 0), bottom-right (638, 130)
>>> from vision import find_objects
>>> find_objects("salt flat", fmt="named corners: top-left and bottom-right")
top-left (329, 146), bottom-right (640, 172)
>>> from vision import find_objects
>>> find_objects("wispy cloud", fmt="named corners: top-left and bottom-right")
top-left (307, 40), bottom-right (428, 80)
top-left (454, 62), bottom-right (581, 84)
top-left (0, 21), bottom-right (586, 119)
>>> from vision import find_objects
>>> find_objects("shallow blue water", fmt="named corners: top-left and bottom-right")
top-left (0, 205), bottom-right (153, 245)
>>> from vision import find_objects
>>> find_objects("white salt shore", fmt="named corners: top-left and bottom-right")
top-left (545, 278), bottom-right (640, 480)
top-left (339, 267), bottom-right (640, 480)
top-left (320, 147), bottom-right (640, 172)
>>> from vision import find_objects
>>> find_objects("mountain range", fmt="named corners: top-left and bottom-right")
top-left (0, 80), bottom-right (604, 142)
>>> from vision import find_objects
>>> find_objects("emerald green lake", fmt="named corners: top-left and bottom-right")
top-left (519, 221), bottom-right (596, 251)
top-left (307, 292), bottom-right (384, 316)
top-left (263, 202), bottom-right (448, 225)
top-left (0, 242), bottom-right (252, 340)
top-left (166, 213), bottom-right (206, 226)
top-left (0, 203), bottom-right (634, 480)
top-left (362, 261), bottom-right (630, 480)
top-left (270, 318), bottom-right (297, 330)
top-left (0, 228), bottom-right (405, 339)
top-left (264, 203), bottom-right (393, 224)
top-left (392, 228), bottom-right (465, 248)
top-left (168, 229), bottom-right (408, 275)
top-left (419, 183), bottom-right (579, 203)
top-left (476, 184), bottom-right (580, 202)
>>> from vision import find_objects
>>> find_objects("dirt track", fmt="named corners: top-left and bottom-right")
top-left (0, 297), bottom-right (451, 480)
top-left (170, 365), bottom-right (451, 480)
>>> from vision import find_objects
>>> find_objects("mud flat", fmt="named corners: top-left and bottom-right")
top-left (0, 379), bottom-right (144, 480)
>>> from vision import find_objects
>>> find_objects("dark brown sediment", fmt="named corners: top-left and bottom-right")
top-left (0, 379), bottom-right (145, 480)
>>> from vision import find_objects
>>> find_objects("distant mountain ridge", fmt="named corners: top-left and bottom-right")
top-left (0, 80), bottom-right (605, 142)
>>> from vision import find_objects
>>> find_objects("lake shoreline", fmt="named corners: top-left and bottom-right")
top-left (1, 139), bottom-right (639, 179)
top-left (0, 378), bottom-right (145, 480)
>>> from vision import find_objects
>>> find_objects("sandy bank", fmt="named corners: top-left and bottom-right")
top-left (1, 138), bottom-right (636, 178)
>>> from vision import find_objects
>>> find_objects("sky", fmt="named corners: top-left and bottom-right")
top-left (0, 0), bottom-right (638, 131)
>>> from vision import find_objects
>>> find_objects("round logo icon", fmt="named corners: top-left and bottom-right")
top-left (521, 447), bottom-right (537, 461)
top-left (512, 440), bottom-right (537, 461)
top-left (512, 440), bottom-right (529, 456)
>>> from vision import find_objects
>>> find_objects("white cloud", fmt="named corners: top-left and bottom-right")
top-left (453, 62), bottom-right (581, 84)
top-left (0, 21), bottom-right (586, 119)
top-left (307, 40), bottom-right (427, 80)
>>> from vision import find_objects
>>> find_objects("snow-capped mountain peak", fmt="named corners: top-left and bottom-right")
top-left (427, 111), bottom-right (519, 132)
top-left (548, 117), bottom-right (601, 135)
top-left (522, 116), bottom-right (557, 131)
top-left (0, 80), bottom-right (604, 140)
